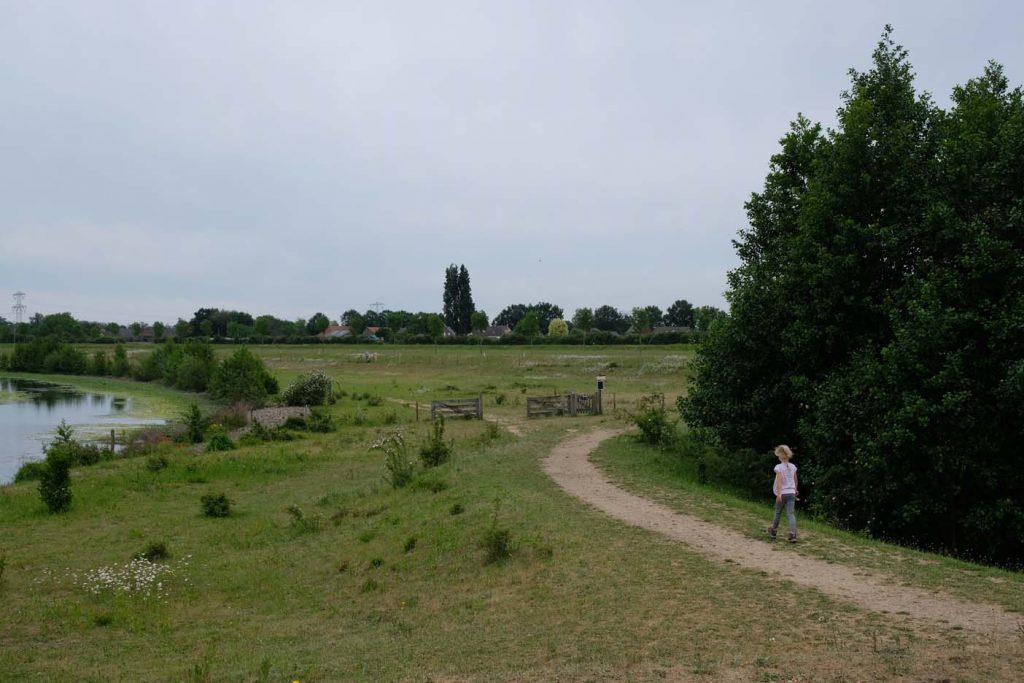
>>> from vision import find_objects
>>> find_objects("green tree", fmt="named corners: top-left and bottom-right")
top-left (547, 318), bottom-right (569, 337)
top-left (665, 299), bottom-right (695, 327)
top-left (443, 264), bottom-right (476, 335)
top-left (111, 342), bottom-right (131, 377)
top-left (593, 305), bottom-right (627, 333)
top-left (630, 307), bottom-right (651, 334)
top-left (341, 310), bottom-right (364, 336)
top-left (571, 307), bottom-right (594, 333)
top-left (152, 321), bottom-right (166, 339)
top-left (209, 347), bottom-right (279, 406)
top-left (426, 314), bottom-right (445, 339)
top-left (471, 310), bottom-right (489, 333)
top-left (307, 312), bottom-right (331, 335)
top-left (682, 28), bottom-right (1024, 564)
top-left (514, 311), bottom-right (540, 338)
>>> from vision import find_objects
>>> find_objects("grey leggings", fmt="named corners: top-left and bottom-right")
top-left (772, 493), bottom-right (797, 535)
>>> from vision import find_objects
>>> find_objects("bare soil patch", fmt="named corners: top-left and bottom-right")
top-left (543, 428), bottom-right (1021, 639)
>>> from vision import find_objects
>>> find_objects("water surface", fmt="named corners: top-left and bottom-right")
top-left (0, 377), bottom-right (165, 484)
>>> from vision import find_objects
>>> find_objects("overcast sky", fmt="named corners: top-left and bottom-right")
top-left (2, 1), bottom-right (1022, 325)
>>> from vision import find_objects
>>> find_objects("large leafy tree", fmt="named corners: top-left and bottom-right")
top-left (665, 299), bottom-right (695, 327)
top-left (681, 28), bottom-right (1024, 564)
top-left (593, 305), bottom-right (628, 333)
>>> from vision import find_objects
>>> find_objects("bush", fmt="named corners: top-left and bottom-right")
top-left (181, 404), bottom-right (205, 444)
top-left (43, 343), bottom-right (89, 374)
top-left (204, 427), bottom-right (235, 452)
top-left (111, 342), bottom-right (131, 377)
top-left (39, 449), bottom-right (73, 513)
top-left (282, 371), bottom-right (336, 406)
top-left (146, 454), bottom-right (169, 472)
top-left (306, 408), bottom-right (335, 433)
top-left (419, 415), bottom-right (452, 467)
top-left (201, 493), bottom-right (232, 518)
top-left (133, 541), bottom-right (170, 562)
top-left (372, 430), bottom-right (414, 488)
top-left (629, 393), bottom-right (677, 449)
top-left (13, 461), bottom-right (47, 483)
top-left (208, 347), bottom-right (278, 407)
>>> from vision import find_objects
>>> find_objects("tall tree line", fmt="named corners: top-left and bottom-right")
top-left (681, 28), bottom-right (1024, 565)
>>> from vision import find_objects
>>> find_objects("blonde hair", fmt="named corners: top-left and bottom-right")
top-left (774, 444), bottom-right (793, 460)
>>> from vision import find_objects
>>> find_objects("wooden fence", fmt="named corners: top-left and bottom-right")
top-left (431, 395), bottom-right (484, 419)
top-left (526, 392), bottom-right (601, 418)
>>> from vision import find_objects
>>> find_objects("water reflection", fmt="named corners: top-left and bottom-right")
top-left (0, 377), bottom-right (165, 483)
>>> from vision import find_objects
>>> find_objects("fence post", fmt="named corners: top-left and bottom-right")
top-left (110, 429), bottom-right (116, 452)
top-left (569, 392), bottom-right (577, 417)
top-left (478, 393), bottom-right (483, 419)
top-left (416, 402), bottom-right (419, 421)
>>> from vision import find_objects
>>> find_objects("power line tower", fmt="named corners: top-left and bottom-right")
top-left (370, 302), bottom-right (384, 314)
top-left (12, 291), bottom-right (26, 344)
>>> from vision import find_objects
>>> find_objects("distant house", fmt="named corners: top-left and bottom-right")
top-left (320, 324), bottom-right (351, 339)
top-left (474, 324), bottom-right (512, 339)
top-left (652, 325), bottom-right (693, 335)
top-left (361, 326), bottom-right (381, 340)
top-left (443, 326), bottom-right (457, 338)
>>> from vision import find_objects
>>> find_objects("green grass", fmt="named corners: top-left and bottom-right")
top-left (591, 434), bottom-right (1024, 614)
top-left (0, 345), bottom-right (1020, 681)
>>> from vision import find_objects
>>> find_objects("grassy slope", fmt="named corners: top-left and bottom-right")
top-left (0, 345), bottom-right (1020, 682)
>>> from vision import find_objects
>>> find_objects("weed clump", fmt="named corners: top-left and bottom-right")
top-left (201, 493), bottom-right (232, 518)
top-left (133, 541), bottom-right (170, 562)
top-left (146, 454), bottom-right (169, 472)
top-left (482, 499), bottom-right (513, 564)
top-left (419, 415), bottom-right (452, 467)
top-left (372, 430), bottom-right (414, 488)
top-left (286, 505), bottom-right (323, 533)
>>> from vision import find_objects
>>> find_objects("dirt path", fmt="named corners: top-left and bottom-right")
top-left (543, 428), bottom-right (1021, 638)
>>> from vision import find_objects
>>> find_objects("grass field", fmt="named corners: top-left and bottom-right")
top-left (0, 344), bottom-right (1020, 681)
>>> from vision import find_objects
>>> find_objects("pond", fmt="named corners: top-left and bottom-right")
top-left (0, 377), bottom-right (166, 484)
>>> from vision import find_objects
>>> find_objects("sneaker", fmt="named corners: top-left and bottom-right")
top-left (788, 533), bottom-right (797, 543)
top-left (766, 526), bottom-right (777, 540)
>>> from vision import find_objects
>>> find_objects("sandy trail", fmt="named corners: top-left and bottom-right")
top-left (543, 428), bottom-right (1021, 638)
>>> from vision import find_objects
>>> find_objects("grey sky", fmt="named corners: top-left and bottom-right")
top-left (2, 1), bottom-right (1022, 325)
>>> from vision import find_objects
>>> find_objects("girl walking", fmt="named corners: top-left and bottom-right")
top-left (767, 444), bottom-right (798, 542)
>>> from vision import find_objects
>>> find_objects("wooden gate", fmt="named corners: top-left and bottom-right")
top-left (431, 395), bottom-right (484, 419)
top-left (527, 392), bottom-right (601, 418)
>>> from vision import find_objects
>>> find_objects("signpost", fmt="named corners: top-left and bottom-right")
top-left (596, 375), bottom-right (605, 415)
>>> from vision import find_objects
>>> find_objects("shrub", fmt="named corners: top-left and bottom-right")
top-left (481, 498), bottom-right (513, 564)
top-left (372, 430), bottom-right (414, 488)
top-left (419, 415), bottom-right (452, 467)
top-left (201, 493), bottom-right (232, 518)
top-left (306, 408), bottom-right (335, 433)
top-left (43, 343), bottom-right (89, 374)
top-left (212, 403), bottom-right (249, 431)
top-left (133, 541), bottom-right (170, 562)
top-left (449, 503), bottom-right (465, 515)
top-left (39, 449), bottom-right (73, 513)
top-left (365, 395), bottom-right (383, 407)
top-left (281, 371), bottom-right (336, 406)
top-left (629, 393), bottom-right (677, 448)
top-left (181, 404), bottom-right (205, 444)
top-left (204, 427), bottom-right (235, 452)
top-left (286, 505), bottom-right (323, 533)
top-left (283, 415), bottom-right (307, 429)
top-left (111, 342), bottom-right (131, 377)
top-left (146, 454), bottom-right (169, 472)
top-left (14, 461), bottom-right (46, 483)
top-left (208, 347), bottom-right (278, 407)
top-left (403, 537), bottom-right (417, 553)
top-left (90, 351), bottom-right (110, 376)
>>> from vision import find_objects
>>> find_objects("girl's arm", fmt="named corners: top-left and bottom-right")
top-left (774, 471), bottom-right (782, 502)
top-left (794, 471), bottom-right (798, 496)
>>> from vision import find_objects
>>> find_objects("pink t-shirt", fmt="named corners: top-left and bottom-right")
top-left (773, 462), bottom-right (797, 495)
